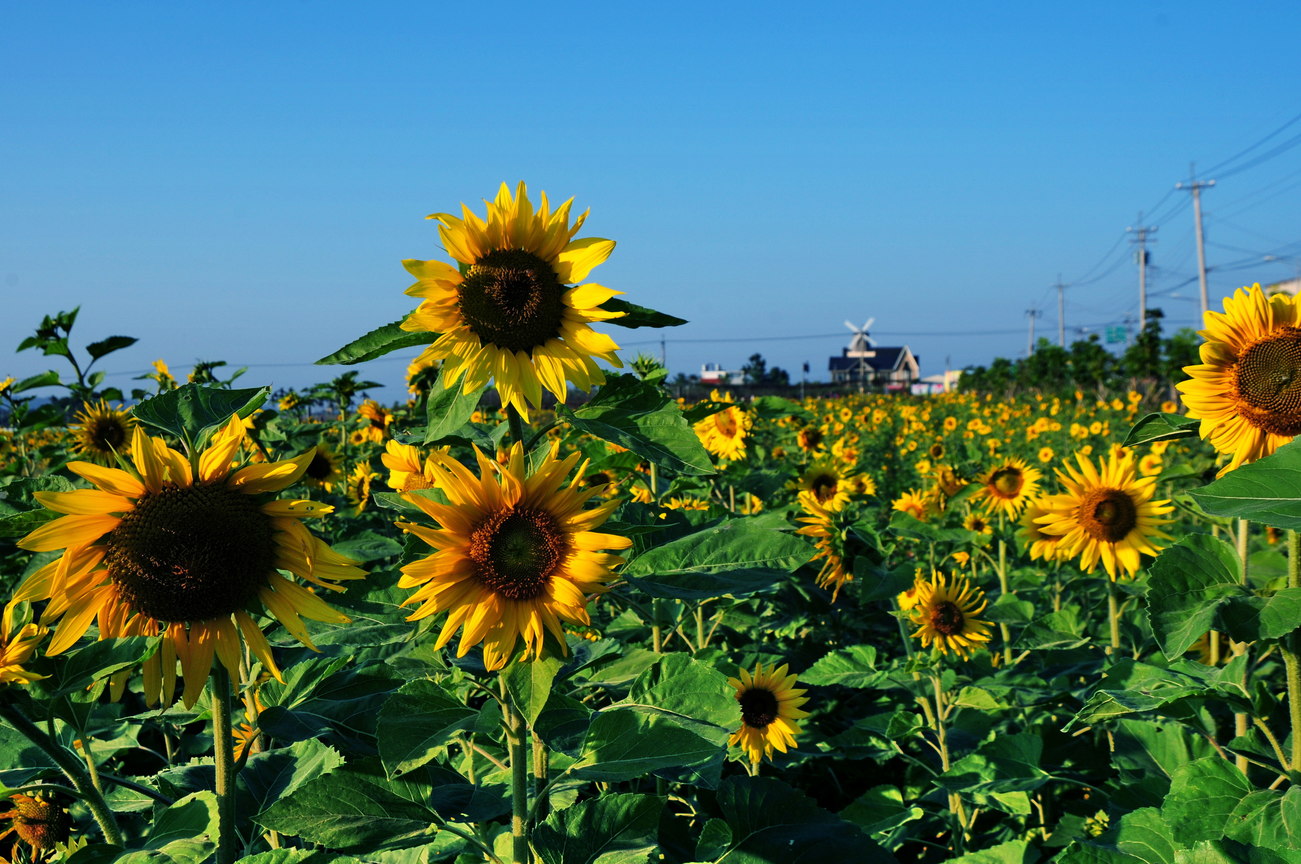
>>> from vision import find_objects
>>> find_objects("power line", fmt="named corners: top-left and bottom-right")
top-left (1200, 110), bottom-right (1301, 177)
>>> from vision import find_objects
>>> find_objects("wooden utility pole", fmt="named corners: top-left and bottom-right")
top-left (1128, 215), bottom-right (1157, 332)
top-left (1176, 166), bottom-right (1215, 319)
top-left (1055, 275), bottom-right (1067, 347)
top-left (1026, 308), bottom-right (1042, 355)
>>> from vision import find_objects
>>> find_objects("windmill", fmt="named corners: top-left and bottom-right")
top-left (844, 318), bottom-right (876, 391)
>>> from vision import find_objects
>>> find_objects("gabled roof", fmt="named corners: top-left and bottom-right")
top-left (828, 346), bottom-right (913, 372)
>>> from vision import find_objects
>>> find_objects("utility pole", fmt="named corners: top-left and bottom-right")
top-left (1026, 308), bottom-right (1042, 355)
top-left (1127, 214), bottom-right (1157, 331)
top-left (660, 335), bottom-right (667, 368)
top-left (1054, 274), bottom-right (1067, 347)
top-left (1176, 165), bottom-right (1215, 320)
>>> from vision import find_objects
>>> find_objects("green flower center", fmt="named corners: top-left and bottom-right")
top-left (468, 506), bottom-right (569, 601)
top-left (458, 249), bottom-right (566, 354)
top-left (105, 483), bottom-right (276, 622)
top-left (739, 687), bottom-right (779, 728)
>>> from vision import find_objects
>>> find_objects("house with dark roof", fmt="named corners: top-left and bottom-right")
top-left (828, 331), bottom-right (920, 391)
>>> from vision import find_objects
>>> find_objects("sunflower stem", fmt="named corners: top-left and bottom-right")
top-left (1284, 531), bottom-right (1301, 775)
top-left (0, 700), bottom-right (122, 846)
top-left (1106, 579), bottom-right (1121, 655)
top-left (211, 664), bottom-right (238, 864)
top-left (1233, 518), bottom-right (1251, 775)
top-left (506, 405), bottom-right (527, 450)
top-left (500, 675), bottom-right (531, 864)
top-left (995, 524), bottom-right (1013, 666)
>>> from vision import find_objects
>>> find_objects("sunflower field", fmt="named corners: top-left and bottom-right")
top-left (5, 185), bottom-right (1301, 864)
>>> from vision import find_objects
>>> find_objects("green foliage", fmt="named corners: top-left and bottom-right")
top-left (315, 318), bottom-right (437, 365)
top-left (132, 383), bottom-right (269, 453)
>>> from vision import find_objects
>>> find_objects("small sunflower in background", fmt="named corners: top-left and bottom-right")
top-left (962, 512), bottom-right (993, 536)
top-left (0, 602), bottom-right (48, 686)
top-left (347, 461), bottom-right (379, 515)
top-left (303, 440), bottom-right (344, 491)
top-left (907, 571), bottom-right (993, 659)
top-left (382, 440), bottom-right (445, 492)
top-left (1038, 446), bottom-right (1054, 464)
top-left (693, 391), bottom-right (751, 462)
top-left (792, 458), bottom-right (850, 510)
top-left (1035, 449), bottom-right (1173, 580)
top-left (896, 570), bottom-right (926, 611)
top-left (727, 662), bottom-right (810, 766)
top-left (1178, 283), bottom-right (1301, 475)
top-left (973, 456), bottom-right (1041, 518)
top-left (15, 417), bottom-right (366, 707)
top-left (395, 442), bottom-right (632, 671)
top-left (69, 400), bottom-right (135, 465)
top-left (401, 182), bottom-right (625, 420)
top-left (796, 425), bottom-right (824, 453)
top-left (891, 489), bottom-right (928, 521)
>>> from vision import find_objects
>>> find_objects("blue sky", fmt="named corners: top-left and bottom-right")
top-left (4, 2), bottom-right (1300, 400)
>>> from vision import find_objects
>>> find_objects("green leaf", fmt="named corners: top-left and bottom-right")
top-left (243, 739), bottom-right (345, 821)
top-left (11, 370), bottom-right (61, 393)
top-left (377, 679), bottom-right (478, 778)
top-left (621, 518), bottom-right (813, 600)
top-left (1015, 606), bottom-right (1089, 651)
top-left (85, 335), bottom-right (138, 361)
top-left (1189, 438), bottom-right (1301, 529)
top-left (504, 656), bottom-right (564, 728)
top-left (572, 708), bottom-right (722, 782)
top-left (1160, 757), bottom-right (1252, 843)
top-left (750, 396), bottom-right (813, 420)
top-left (558, 373), bottom-right (714, 476)
top-left (532, 793), bottom-right (665, 864)
top-left (1067, 659), bottom-right (1251, 728)
top-left (599, 298), bottom-right (687, 329)
top-left (48, 637), bottom-right (157, 698)
top-left (132, 383), bottom-right (269, 452)
top-left (1224, 786), bottom-right (1301, 852)
top-left (711, 776), bottom-right (894, 864)
top-left (801, 645), bottom-right (884, 689)
top-left (984, 593), bottom-right (1035, 624)
top-left (948, 840), bottom-right (1035, 864)
top-left (1146, 534), bottom-right (1244, 658)
top-left (1115, 807), bottom-right (1180, 864)
top-left (255, 769), bottom-right (441, 852)
top-left (1221, 588), bottom-right (1301, 643)
top-left (316, 319), bottom-right (437, 365)
top-left (1125, 412), bottom-right (1200, 447)
top-left (424, 375), bottom-right (487, 444)
top-left (331, 531), bottom-right (404, 563)
top-left (116, 791), bottom-right (218, 864)
top-left (839, 785), bottom-right (924, 836)
top-left (626, 653), bottom-right (736, 731)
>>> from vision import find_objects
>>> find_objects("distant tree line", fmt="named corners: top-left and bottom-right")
top-left (958, 310), bottom-right (1201, 398)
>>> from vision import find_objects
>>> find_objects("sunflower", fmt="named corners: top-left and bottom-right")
top-left (69, 401), bottom-right (135, 465)
top-left (0, 603), bottom-right (47, 686)
top-left (347, 461), bottom-right (379, 515)
top-left (795, 495), bottom-right (852, 600)
top-left (1176, 284), bottom-right (1301, 475)
top-left (1035, 449), bottom-right (1173, 580)
top-left (892, 489), bottom-right (928, 521)
top-left (973, 457), bottom-right (1041, 518)
top-left (303, 441), bottom-right (344, 491)
top-left (381, 440), bottom-right (448, 492)
top-left (907, 571), bottom-right (993, 659)
top-left (15, 417), bottom-right (366, 707)
top-left (395, 442), bottom-right (632, 671)
top-left (694, 392), bottom-right (751, 462)
top-left (1038, 446), bottom-right (1054, 464)
top-left (727, 662), bottom-right (810, 765)
top-left (1017, 499), bottom-right (1064, 562)
top-left (1, 792), bottom-right (71, 856)
top-left (792, 459), bottom-right (850, 510)
top-left (796, 426), bottom-right (824, 452)
top-left (962, 512), bottom-right (992, 536)
top-left (896, 570), bottom-right (925, 611)
top-left (401, 182), bottom-right (625, 419)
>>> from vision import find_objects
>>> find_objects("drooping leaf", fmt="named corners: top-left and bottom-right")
top-left (801, 645), bottom-right (885, 689)
top-left (599, 298), bottom-right (687, 329)
top-left (115, 791), bottom-right (219, 864)
top-left (243, 739), bottom-right (346, 821)
top-left (558, 373), bottom-right (714, 476)
top-left (424, 375), bottom-right (487, 444)
top-left (316, 319), bottom-right (437, 366)
top-left (48, 637), bottom-right (157, 699)
top-left (1160, 757), bottom-right (1252, 843)
top-left (626, 653), bottom-right (736, 731)
top-left (571, 708), bottom-right (722, 782)
top-left (11, 370), bottom-right (61, 393)
top-left (504, 655), bottom-right (564, 728)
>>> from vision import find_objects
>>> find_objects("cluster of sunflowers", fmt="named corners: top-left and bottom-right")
top-left (3, 175), bottom-right (1301, 864)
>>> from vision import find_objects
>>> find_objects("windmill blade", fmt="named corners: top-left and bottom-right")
top-left (844, 319), bottom-right (860, 333)
top-left (862, 318), bottom-right (875, 332)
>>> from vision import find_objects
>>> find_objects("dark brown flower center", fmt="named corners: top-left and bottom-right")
top-left (739, 687), bottom-right (779, 728)
top-left (929, 600), bottom-right (965, 636)
top-left (1079, 488), bottom-right (1139, 542)
top-left (466, 506), bottom-right (569, 600)
top-left (1233, 329), bottom-right (1301, 436)
top-left (929, 443), bottom-right (945, 459)
top-left (104, 483), bottom-right (276, 623)
top-left (809, 471), bottom-right (839, 501)
top-left (306, 451), bottom-right (334, 481)
top-left (798, 427), bottom-right (822, 449)
top-left (989, 467), bottom-right (1024, 499)
top-left (88, 415), bottom-right (128, 451)
top-left (458, 249), bottom-right (566, 353)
